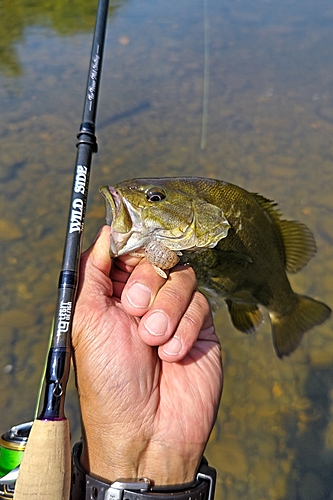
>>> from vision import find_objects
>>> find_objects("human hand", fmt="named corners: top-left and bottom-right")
top-left (72, 226), bottom-right (222, 485)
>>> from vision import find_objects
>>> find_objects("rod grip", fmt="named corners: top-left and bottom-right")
top-left (13, 419), bottom-right (71, 500)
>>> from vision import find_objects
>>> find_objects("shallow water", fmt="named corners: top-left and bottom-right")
top-left (0, 0), bottom-right (333, 498)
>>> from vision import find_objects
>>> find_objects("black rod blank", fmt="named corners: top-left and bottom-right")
top-left (39, 0), bottom-right (110, 420)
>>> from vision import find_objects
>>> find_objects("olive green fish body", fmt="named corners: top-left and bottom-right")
top-left (100, 177), bottom-right (331, 357)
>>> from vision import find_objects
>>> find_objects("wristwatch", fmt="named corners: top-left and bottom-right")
top-left (71, 441), bottom-right (216, 500)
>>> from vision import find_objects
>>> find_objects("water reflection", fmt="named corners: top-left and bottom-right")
top-left (0, 0), bottom-right (333, 498)
top-left (0, 0), bottom-right (124, 75)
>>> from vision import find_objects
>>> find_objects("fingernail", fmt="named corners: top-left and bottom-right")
top-left (162, 337), bottom-right (182, 356)
top-left (125, 282), bottom-right (152, 308)
top-left (144, 311), bottom-right (168, 336)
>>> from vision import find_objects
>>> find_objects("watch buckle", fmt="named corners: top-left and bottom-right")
top-left (197, 470), bottom-right (215, 500)
top-left (104, 478), bottom-right (150, 500)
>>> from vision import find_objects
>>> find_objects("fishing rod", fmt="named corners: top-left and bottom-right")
top-left (3, 0), bottom-right (110, 498)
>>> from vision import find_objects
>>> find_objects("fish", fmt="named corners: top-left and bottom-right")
top-left (99, 177), bottom-right (331, 358)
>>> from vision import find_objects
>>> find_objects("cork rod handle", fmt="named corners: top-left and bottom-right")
top-left (13, 420), bottom-right (71, 500)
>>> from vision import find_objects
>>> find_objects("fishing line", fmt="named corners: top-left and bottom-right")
top-left (33, 319), bottom-right (54, 420)
top-left (200, 0), bottom-right (210, 151)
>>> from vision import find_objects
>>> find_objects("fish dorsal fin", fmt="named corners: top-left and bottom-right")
top-left (252, 193), bottom-right (316, 273)
top-left (278, 219), bottom-right (316, 273)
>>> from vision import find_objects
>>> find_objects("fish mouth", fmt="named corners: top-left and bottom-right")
top-left (99, 185), bottom-right (121, 226)
top-left (99, 185), bottom-right (144, 256)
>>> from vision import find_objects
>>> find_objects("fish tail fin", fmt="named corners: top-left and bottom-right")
top-left (269, 295), bottom-right (331, 358)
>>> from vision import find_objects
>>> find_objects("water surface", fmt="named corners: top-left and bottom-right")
top-left (1, 0), bottom-right (333, 498)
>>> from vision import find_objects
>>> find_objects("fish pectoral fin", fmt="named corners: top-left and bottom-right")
top-left (226, 300), bottom-right (264, 334)
top-left (206, 250), bottom-right (252, 278)
top-left (269, 295), bottom-right (331, 358)
top-left (220, 251), bottom-right (252, 265)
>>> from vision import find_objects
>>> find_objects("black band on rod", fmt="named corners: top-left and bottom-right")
top-left (77, 122), bottom-right (97, 152)
top-left (59, 270), bottom-right (78, 289)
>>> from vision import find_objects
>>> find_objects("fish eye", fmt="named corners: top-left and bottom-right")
top-left (146, 189), bottom-right (166, 202)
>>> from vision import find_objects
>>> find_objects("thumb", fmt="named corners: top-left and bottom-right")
top-left (77, 225), bottom-right (112, 299)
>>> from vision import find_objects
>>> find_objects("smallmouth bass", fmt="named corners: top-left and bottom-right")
top-left (100, 177), bottom-right (331, 358)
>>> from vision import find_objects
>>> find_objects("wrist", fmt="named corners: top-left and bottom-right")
top-left (80, 433), bottom-right (203, 485)
top-left (71, 441), bottom-right (217, 500)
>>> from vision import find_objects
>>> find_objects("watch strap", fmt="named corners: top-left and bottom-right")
top-left (71, 441), bottom-right (216, 500)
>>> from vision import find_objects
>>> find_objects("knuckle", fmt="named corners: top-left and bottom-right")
top-left (171, 264), bottom-right (197, 287)
top-left (161, 286), bottom-right (186, 305)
